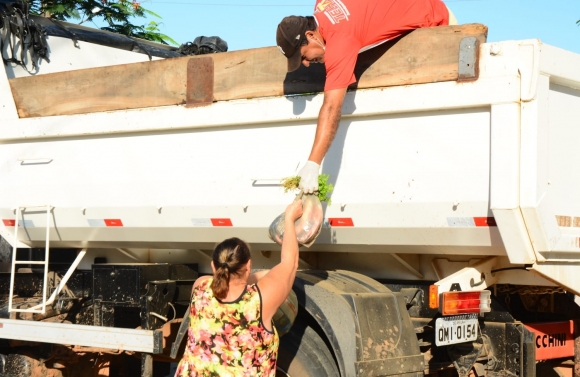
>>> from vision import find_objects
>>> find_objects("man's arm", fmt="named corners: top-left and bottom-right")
top-left (308, 87), bottom-right (348, 164)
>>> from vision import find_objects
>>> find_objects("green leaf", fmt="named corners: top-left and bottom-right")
top-left (142, 8), bottom-right (161, 19)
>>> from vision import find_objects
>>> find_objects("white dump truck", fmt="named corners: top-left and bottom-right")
top-left (1, 6), bottom-right (579, 377)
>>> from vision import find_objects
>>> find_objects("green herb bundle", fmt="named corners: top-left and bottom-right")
top-left (281, 174), bottom-right (334, 204)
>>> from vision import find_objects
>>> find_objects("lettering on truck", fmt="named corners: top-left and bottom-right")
top-left (536, 333), bottom-right (566, 349)
top-left (524, 321), bottom-right (575, 360)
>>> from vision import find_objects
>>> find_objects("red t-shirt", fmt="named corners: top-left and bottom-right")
top-left (314, 0), bottom-right (450, 91)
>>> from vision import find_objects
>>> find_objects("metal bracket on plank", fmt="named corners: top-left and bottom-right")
top-left (458, 36), bottom-right (480, 82)
top-left (186, 57), bottom-right (214, 107)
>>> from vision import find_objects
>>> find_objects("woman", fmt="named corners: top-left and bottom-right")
top-left (175, 199), bottom-right (303, 377)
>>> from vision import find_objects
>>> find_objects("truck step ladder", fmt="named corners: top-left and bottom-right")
top-left (8, 205), bottom-right (52, 314)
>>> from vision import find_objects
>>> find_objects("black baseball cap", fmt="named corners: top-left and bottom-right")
top-left (276, 16), bottom-right (309, 72)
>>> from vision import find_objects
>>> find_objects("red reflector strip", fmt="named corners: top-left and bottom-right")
top-left (211, 218), bottom-right (233, 227)
top-left (2, 220), bottom-right (15, 227)
top-left (328, 218), bottom-right (354, 227)
top-left (524, 321), bottom-right (575, 360)
top-left (473, 217), bottom-right (497, 227)
top-left (104, 219), bottom-right (123, 227)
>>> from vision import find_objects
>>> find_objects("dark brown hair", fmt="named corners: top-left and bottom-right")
top-left (210, 237), bottom-right (251, 299)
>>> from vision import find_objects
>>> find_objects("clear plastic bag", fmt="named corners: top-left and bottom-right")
top-left (268, 193), bottom-right (323, 248)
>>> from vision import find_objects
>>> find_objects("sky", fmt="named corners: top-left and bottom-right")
top-left (135, 0), bottom-right (580, 54)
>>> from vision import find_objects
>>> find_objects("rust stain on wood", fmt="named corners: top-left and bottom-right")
top-left (186, 57), bottom-right (214, 107)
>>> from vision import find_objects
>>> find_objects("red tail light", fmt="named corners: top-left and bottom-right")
top-left (441, 290), bottom-right (491, 316)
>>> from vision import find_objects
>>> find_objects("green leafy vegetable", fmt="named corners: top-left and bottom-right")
top-left (317, 174), bottom-right (333, 204)
top-left (281, 174), bottom-right (334, 204)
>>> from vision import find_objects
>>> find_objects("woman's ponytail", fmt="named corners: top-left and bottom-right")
top-left (210, 238), bottom-right (251, 300)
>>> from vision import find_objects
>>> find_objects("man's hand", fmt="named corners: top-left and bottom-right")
top-left (297, 161), bottom-right (320, 194)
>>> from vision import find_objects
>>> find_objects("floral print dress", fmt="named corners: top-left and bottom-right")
top-left (174, 278), bottom-right (279, 377)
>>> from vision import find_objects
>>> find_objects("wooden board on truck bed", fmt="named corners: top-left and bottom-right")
top-left (9, 23), bottom-right (487, 118)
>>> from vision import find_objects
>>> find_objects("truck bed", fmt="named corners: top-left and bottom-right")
top-left (1, 22), bottom-right (580, 293)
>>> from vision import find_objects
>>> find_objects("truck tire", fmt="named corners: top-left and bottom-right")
top-left (0, 236), bottom-right (11, 273)
top-left (276, 324), bottom-right (339, 377)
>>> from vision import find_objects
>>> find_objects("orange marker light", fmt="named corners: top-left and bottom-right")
top-left (441, 290), bottom-right (491, 316)
top-left (429, 285), bottom-right (439, 309)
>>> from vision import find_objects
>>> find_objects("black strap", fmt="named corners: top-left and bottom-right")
top-left (48, 18), bottom-right (79, 48)
top-left (0, 0), bottom-right (49, 73)
top-left (30, 19), bottom-right (49, 62)
top-left (126, 35), bottom-right (152, 61)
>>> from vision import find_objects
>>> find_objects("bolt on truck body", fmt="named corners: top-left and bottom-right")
top-left (0, 14), bottom-right (579, 377)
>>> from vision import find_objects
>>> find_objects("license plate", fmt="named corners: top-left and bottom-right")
top-left (435, 314), bottom-right (478, 346)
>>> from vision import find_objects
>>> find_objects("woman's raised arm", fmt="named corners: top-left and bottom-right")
top-left (257, 199), bottom-right (303, 324)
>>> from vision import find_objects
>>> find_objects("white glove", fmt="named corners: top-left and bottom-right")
top-left (297, 161), bottom-right (320, 194)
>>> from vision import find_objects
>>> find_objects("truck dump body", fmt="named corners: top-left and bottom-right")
top-left (2, 17), bottom-right (580, 377)
top-left (1, 22), bottom-right (580, 290)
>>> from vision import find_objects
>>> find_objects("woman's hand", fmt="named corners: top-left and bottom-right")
top-left (285, 198), bottom-right (303, 222)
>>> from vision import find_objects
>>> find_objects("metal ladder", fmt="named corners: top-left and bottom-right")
top-left (8, 205), bottom-right (52, 314)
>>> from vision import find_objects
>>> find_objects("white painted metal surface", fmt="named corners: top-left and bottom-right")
top-left (0, 65), bottom-right (18, 121)
top-left (0, 107), bottom-right (501, 252)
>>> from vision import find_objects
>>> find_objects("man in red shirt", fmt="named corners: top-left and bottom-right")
top-left (276, 0), bottom-right (457, 193)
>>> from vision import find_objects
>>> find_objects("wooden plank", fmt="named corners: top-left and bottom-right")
top-left (9, 24), bottom-right (487, 118)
